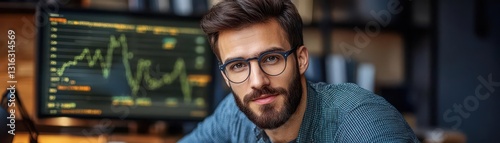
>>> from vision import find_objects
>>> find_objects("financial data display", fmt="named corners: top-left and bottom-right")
top-left (37, 9), bottom-right (213, 120)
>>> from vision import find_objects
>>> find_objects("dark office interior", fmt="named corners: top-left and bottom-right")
top-left (1, 0), bottom-right (499, 142)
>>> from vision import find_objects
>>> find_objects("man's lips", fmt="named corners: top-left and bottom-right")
top-left (252, 94), bottom-right (278, 105)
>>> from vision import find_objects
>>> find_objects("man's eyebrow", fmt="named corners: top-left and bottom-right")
top-left (254, 47), bottom-right (285, 57)
top-left (222, 47), bottom-right (285, 64)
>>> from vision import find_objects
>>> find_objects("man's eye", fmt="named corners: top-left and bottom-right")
top-left (263, 55), bottom-right (280, 64)
top-left (229, 62), bottom-right (247, 72)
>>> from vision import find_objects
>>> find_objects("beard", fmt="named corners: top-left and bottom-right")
top-left (232, 66), bottom-right (303, 129)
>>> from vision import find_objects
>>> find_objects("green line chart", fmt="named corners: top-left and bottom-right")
top-left (55, 34), bottom-right (192, 103)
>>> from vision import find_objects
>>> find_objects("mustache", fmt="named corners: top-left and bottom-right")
top-left (243, 86), bottom-right (287, 104)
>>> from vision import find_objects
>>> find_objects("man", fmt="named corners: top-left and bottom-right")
top-left (179, 0), bottom-right (419, 142)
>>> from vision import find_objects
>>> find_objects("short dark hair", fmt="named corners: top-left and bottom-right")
top-left (200, 0), bottom-right (303, 62)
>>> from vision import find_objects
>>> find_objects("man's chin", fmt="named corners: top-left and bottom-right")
top-left (240, 102), bottom-right (293, 129)
top-left (251, 113), bottom-right (282, 129)
top-left (248, 105), bottom-right (289, 128)
top-left (247, 103), bottom-right (275, 116)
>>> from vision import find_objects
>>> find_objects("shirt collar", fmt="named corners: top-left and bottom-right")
top-left (254, 127), bottom-right (270, 143)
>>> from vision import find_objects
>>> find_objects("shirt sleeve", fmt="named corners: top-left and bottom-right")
top-left (334, 94), bottom-right (420, 143)
top-left (178, 94), bottom-right (235, 143)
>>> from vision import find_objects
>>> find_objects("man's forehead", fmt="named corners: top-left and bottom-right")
top-left (217, 20), bottom-right (289, 63)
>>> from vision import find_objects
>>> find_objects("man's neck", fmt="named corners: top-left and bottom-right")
top-left (264, 78), bottom-right (308, 143)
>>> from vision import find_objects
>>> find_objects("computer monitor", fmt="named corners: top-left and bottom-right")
top-left (36, 8), bottom-right (214, 122)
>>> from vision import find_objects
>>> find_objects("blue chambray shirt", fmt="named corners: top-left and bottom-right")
top-left (179, 81), bottom-right (420, 142)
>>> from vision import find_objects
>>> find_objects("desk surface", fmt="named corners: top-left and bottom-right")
top-left (13, 133), bottom-right (182, 143)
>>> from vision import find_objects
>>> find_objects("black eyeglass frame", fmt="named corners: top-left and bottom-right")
top-left (218, 46), bottom-right (298, 84)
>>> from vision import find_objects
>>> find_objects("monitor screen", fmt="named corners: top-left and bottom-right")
top-left (37, 8), bottom-right (214, 121)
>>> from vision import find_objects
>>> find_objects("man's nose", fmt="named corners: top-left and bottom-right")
top-left (248, 61), bottom-right (270, 89)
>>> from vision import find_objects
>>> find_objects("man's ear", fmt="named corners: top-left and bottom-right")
top-left (220, 71), bottom-right (231, 88)
top-left (296, 46), bottom-right (309, 75)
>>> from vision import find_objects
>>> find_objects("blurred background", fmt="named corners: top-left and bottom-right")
top-left (0, 0), bottom-right (499, 142)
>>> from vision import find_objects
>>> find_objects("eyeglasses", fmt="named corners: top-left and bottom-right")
top-left (219, 47), bottom-right (297, 84)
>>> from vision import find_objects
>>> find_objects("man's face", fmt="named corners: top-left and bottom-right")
top-left (218, 19), bottom-right (303, 129)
